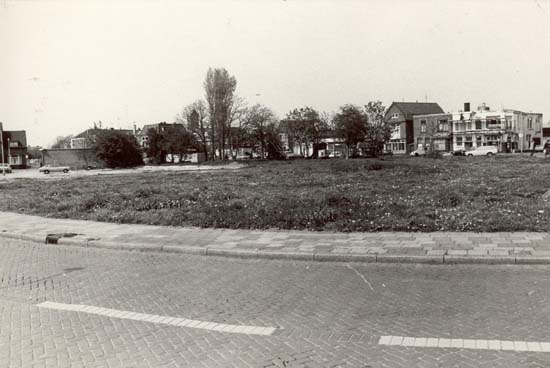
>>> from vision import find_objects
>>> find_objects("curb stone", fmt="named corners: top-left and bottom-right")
top-left (1, 232), bottom-right (550, 265)
top-left (443, 255), bottom-right (516, 265)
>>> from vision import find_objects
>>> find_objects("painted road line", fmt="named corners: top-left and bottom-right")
top-left (379, 336), bottom-right (550, 353)
top-left (37, 301), bottom-right (277, 336)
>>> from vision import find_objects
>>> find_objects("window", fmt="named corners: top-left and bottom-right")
top-left (456, 136), bottom-right (463, 145)
top-left (9, 156), bottom-right (22, 165)
top-left (528, 118), bottom-right (533, 129)
top-left (486, 135), bottom-right (498, 146)
top-left (420, 120), bottom-right (426, 133)
top-left (438, 120), bottom-right (448, 132)
top-left (391, 113), bottom-right (399, 119)
top-left (466, 122), bottom-right (472, 130)
top-left (475, 120), bottom-right (482, 130)
top-left (476, 136), bottom-right (483, 146)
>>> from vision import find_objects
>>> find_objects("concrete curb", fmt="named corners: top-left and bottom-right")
top-left (2, 232), bottom-right (550, 265)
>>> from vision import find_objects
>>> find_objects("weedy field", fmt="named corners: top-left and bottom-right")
top-left (1, 155), bottom-right (550, 232)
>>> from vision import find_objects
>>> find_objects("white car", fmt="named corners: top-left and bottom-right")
top-left (409, 149), bottom-right (426, 156)
top-left (466, 146), bottom-right (498, 156)
top-left (0, 163), bottom-right (12, 173)
top-left (39, 166), bottom-right (70, 174)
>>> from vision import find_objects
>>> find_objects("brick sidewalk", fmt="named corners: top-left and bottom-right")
top-left (1, 211), bottom-right (549, 264)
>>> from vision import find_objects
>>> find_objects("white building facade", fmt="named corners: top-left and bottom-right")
top-left (451, 103), bottom-right (543, 152)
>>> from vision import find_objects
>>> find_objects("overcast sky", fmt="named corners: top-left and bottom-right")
top-left (2, 0), bottom-right (550, 147)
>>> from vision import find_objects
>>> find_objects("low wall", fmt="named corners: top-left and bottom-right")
top-left (41, 149), bottom-right (105, 170)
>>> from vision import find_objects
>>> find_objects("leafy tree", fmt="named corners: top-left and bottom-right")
top-left (146, 125), bottom-right (197, 164)
top-left (145, 128), bottom-right (166, 164)
top-left (164, 127), bottom-right (197, 162)
top-left (50, 135), bottom-right (73, 149)
top-left (241, 104), bottom-right (278, 159)
top-left (333, 104), bottom-right (368, 158)
top-left (94, 130), bottom-right (143, 168)
top-left (282, 107), bottom-right (328, 157)
top-left (204, 67), bottom-right (237, 160)
top-left (363, 101), bottom-right (390, 156)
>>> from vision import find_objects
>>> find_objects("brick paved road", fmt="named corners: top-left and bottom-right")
top-left (0, 239), bottom-right (549, 367)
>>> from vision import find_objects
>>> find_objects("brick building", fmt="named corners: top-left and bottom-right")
top-left (383, 102), bottom-right (445, 154)
top-left (0, 122), bottom-right (28, 169)
top-left (412, 113), bottom-right (453, 152)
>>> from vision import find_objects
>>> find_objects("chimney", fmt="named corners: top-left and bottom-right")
top-left (464, 102), bottom-right (470, 112)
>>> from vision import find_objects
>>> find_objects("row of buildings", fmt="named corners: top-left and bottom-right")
top-left (384, 102), bottom-right (544, 154)
top-left (1, 101), bottom-right (547, 170)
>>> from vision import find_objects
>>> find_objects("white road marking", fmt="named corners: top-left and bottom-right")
top-left (379, 335), bottom-right (550, 353)
top-left (36, 301), bottom-right (277, 336)
top-left (346, 264), bottom-right (374, 291)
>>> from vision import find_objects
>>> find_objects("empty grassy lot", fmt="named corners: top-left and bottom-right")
top-left (1, 155), bottom-right (550, 232)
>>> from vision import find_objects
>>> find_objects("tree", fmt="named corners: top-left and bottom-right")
top-left (50, 135), bottom-right (73, 149)
top-left (333, 105), bottom-right (368, 158)
top-left (27, 146), bottom-right (43, 159)
top-left (146, 125), bottom-right (197, 164)
top-left (282, 107), bottom-right (328, 157)
top-left (241, 104), bottom-right (278, 159)
top-left (264, 122), bottom-right (286, 160)
top-left (164, 127), bottom-right (197, 163)
top-left (145, 128), bottom-right (166, 164)
top-left (179, 100), bottom-right (210, 161)
top-left (363, 101), bottom-right (390, 156)
top-left (93, 130), bottom-right (143, 168)
top-left (204, 67), bottom-right (237, 160)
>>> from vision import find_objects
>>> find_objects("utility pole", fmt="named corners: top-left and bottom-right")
top-left (7, 137), bottom-right (11, 166)
top-left (0, 127), bottom-right (4, 176)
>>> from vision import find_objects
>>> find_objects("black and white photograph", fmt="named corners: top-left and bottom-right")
top-left (1, 0), bottom-right (550, 367)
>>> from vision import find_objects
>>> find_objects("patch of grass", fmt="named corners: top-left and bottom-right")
top-left (2, 156), bottom-right (550, 232)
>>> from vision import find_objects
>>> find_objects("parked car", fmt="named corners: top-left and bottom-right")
top-left (0, 163), bottom-right (12, 173)
top-left (409, 149), bottom-right (426, 156)
top-left (452, 150), bottom-right (467, 156)
top-left (466, 146), bottom-right (498, 156)
top-left (39, 166), bottom-right (70, 174)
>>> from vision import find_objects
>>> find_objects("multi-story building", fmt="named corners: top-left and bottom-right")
top-left (451, 103), bottom-right (543, 152)
top-left (412, 113), bottom-right (453, 152)
top-left (136, 122), bottom-right (185, 149)
top-left (0, 122), bottom-right (28, 169)
top-left (384, 102), bottom-right (445, 154)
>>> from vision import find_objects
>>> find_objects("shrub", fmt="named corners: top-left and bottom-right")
top-left (94, 130), bottom-right (144, 168)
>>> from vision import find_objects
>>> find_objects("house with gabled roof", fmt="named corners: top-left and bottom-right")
top-left (383, 102), bottom-right (445, 154)
top-left (0, 122), bottom-right (28, 169)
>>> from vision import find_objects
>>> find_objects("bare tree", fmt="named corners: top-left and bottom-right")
top-left (50, 135), bottom-right (73, 149)
top-left (179, 100), bottom-right (210, 161)
top-left (204, 67), bottom-right (237, 160)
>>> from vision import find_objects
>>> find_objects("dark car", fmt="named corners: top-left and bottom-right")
top-left (452, 150), bottom-right (466, 156)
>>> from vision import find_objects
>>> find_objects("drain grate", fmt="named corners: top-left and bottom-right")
top-left (45, 233), bottom-right (79, 244)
